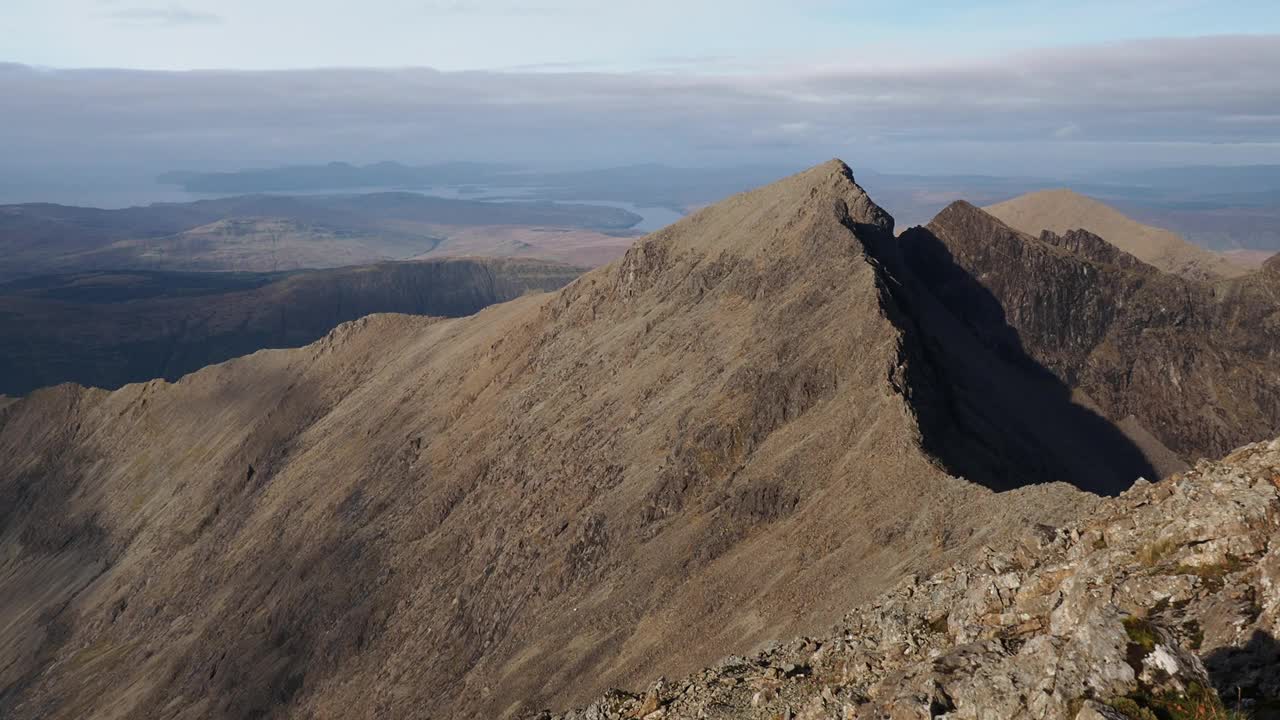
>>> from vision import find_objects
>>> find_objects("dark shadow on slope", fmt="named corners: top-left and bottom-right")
top-left (857, 225), bottom-right (1158, 496)
top-left (1206, 630), bottom-right (1280, 719)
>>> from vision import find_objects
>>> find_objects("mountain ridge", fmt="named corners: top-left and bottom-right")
top-left (1, 160), bottom-right (1275, 719)
top-left (0, 160), bottom-right (1105, 719)
top-left (985, 188), bottom-right (1253, 281)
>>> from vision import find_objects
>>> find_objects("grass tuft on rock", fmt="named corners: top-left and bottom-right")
top-left (1124, 617), bottom-right (1159, 652)
top-left (1109, 683), bottom-right (1247, 720)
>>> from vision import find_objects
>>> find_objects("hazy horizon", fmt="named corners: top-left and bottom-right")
top-left (4, 1), bottom-right (1280, 190)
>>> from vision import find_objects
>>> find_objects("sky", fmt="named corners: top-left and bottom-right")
top-left (2, 1), bottom-right (1280, 197)
top-left (5, 0), bottom-right (1279, 71)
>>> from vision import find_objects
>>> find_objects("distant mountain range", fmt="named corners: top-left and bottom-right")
top-left (160, 161), bottom-right (802, 215)
top-left (159, 161), bottom-right (519, 194)
top-left (0, 192), bottom-right (639, 280)
top-left (160, 161), bottom-right (1280, 252)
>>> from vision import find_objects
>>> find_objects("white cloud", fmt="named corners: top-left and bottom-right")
top-left (1, 35), bottom-right (1278, 175)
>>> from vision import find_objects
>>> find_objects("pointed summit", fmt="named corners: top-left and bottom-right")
top-left (636, 159), bottom-right (893, 263)
top-left (746, 158), bottom-right (894, 234)
top-left (818, 158), bottom-right (896, 234)
top-left (602, 159), bottom-right (897, 303)
top-left (928, 199), bottom-right (1016, 238)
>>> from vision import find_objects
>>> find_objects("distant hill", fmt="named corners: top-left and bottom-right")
top-left (0, 258), bottom-right (580, 396)
top-left (985, 189), bottom-right (1254, 280)
top-left (159, 161), bottom-right (517, 193)
top-left (158, 163), bottom-right (1280, 254)
top-left (162, 161), bottom-right (805, 214)
top-left (0, 193), bottom-right (640, 280)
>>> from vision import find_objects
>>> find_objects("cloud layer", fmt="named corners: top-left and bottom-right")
top-left (3, 35), bottom-right (1279, 183)
top-left (105, 5), bottom-right (223, 25)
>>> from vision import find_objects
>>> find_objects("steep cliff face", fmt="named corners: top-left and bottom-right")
top-left (900, 202), bottom-right (1280, 464)
top-left (544, 436), bottom-right (1280, 720)
top-left (0, 257), bottom-right (581, 395)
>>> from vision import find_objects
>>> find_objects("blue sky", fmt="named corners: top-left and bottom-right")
top-left (4, 0), bottom-right (1279, 71)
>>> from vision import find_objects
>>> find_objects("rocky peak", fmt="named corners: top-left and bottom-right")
top-left (817, 159), bottom-right (896, 236)
top-left (681, 158), bottom-right (894, 250)
top-left (928, 200), bottom-right (1012, 236)
top-left (604, 159), bottom-right (894, 305)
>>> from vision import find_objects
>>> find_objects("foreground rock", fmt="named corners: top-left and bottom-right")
top-left (542, 438), bottom-right (1280, 719)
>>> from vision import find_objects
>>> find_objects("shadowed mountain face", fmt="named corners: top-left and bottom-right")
top-left (858, 231), bottom-right (1165, 493)
top-left (0, 161), bottom-right (1268, 719)
top-left (0, 258), bottom-right (582, 396)
top-left (901, 202), bottom-right (1280, 465)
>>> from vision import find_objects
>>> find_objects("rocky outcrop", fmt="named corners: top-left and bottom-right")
top-left (985, 189), bottom-right (1252, 281)
top-left (541, 437), bottom-right (1280, 719)
top-left (1264, 253), bottom-right (1280, 277)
